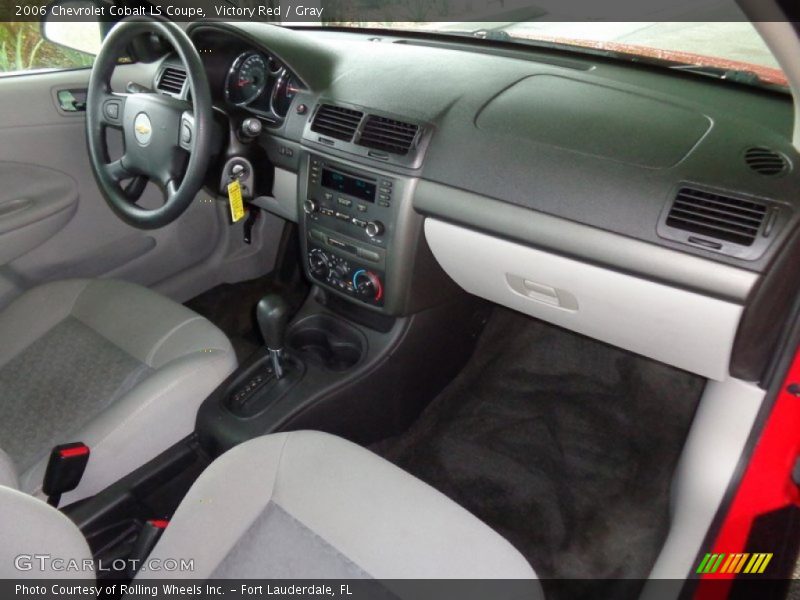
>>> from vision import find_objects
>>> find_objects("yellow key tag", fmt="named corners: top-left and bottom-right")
top-left (227, 180), bottom-right (245, 223)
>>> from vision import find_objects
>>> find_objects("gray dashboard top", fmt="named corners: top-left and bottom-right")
top-left (188, 22), bottom-right (800, 279)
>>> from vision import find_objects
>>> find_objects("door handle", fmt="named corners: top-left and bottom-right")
top-left (56, 89), bottom-right (87, 113)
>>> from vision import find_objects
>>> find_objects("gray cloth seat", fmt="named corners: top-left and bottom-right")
top-left (0, 278), bottom-right (236, 502)
top-left (145, 431), bottom-right (539, 580)
top-left (0, 431), bottom-right (539, 582)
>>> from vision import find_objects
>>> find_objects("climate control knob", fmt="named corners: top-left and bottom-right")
top-left (352, 269), bottom-right (383, 302)
top-left (365, 220), bottom-right (385, 238)
top-left (308, 249), bottom-right (330, 278)
top-left (303, 199), bottom-right (318, 215)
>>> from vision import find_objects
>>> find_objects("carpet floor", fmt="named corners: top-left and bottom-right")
top-left (372, 307), bottom-right (705, 599)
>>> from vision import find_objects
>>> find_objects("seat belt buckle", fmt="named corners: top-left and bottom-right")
top-left (43, 442), bottom-right (90, 507)
top-left (127, 519), bottom-right (169, 578)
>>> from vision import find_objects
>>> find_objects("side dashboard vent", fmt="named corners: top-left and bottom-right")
top-left (357, 115), bottom-right (419, 155)
top-left (156, 67), bottom-right (187, 96)
top-left (666, 187), bottom-right (768, 247)
top-left (744, 146), bottom-right (790, 177)
top-left (310, 104), bottom-right (363, 142)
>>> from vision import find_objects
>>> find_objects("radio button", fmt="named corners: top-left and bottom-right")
top-left (337, 197), bottom-right (352, 207)
top-left (352, 218), bottom-right (367, 228)
top-left (335, 212), bottom-right (350, 221)
top-left (324, 192), bottom-right (333, 201)
top-left (357, 204), bottom-right (368, 212)
top-left (378, 200), bottom-right (391, 208)
top-left (320, 208), bottom-right (335, 216)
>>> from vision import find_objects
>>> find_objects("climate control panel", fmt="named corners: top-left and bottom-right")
top-left (307, 244), bottom-right (385, 306)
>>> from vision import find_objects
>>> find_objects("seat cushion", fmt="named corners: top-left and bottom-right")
top-left (145, 431), bottom-right (539, 580)
top-left (0, 279), bottom-right (236, 502)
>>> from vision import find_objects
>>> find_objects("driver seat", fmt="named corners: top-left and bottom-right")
top-left (0, 278), bottom-right (236, 503)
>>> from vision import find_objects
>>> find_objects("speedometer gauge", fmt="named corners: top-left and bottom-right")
top-left (271, 70), bottom-right (302, 118)
top-left (225, 52), bottom-right (269, 106)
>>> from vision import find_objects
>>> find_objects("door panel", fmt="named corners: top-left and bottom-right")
top-left (0, 64), bottom-right (225, 308)
top-left (0, 162), bottom-right (77, 264)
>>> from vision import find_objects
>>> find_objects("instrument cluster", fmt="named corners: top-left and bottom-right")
top-left (224, 50), bottom-right (303, 122)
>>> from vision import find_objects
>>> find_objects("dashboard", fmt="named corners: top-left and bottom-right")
top-left (152, 21), bottom-right (800, 384)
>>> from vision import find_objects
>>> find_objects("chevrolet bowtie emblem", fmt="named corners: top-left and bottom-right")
top-left (133, 113), bottom-right (153, 146)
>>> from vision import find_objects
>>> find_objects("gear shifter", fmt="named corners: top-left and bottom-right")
top-left (257, 294), bottom-right (290, 378)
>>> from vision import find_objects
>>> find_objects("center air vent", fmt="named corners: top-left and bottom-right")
top-left (310, 104), bottom-right (363, 142)
top-left (666, 187), bottom-right (768, 247)
top-left (357, 115), bottom-right (419, 155)
top-left (744, 146), bottom-right (790, 177)
top-left (156, 66), bottom-right (187, 96)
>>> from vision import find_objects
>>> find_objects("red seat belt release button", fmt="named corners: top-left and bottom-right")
top-left (43, 442), bottom-right (90, 507)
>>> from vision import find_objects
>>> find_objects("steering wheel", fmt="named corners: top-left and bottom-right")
top-left (86, 17), bottom-right (213, 230)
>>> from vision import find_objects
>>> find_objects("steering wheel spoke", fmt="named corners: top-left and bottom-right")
top-left (104, 157), bottom-right (133, 183)
top-left (99, 92), bottom-right (127, 129)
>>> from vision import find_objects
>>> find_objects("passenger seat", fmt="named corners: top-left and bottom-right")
top-left (0, 431), bottom-right (538, 583)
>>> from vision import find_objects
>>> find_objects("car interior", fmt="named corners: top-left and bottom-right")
top-left (0, 6), bottom-right (799, 599)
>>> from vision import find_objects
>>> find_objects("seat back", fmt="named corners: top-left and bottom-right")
top-left (0, 485), bottom-right (93, 578)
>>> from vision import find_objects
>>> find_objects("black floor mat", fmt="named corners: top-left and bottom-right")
top-left (185, 273), bottom-right (308, 363)
top-left (372, 308), bottom-right (704, 598)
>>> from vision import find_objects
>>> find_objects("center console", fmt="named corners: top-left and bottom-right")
top-left (193, 147), bottom-right (483, 454)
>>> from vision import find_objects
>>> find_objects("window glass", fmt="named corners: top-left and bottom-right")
top-left (0, 22), bottom-right (94, 76)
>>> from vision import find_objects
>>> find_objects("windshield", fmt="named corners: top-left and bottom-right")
top-left (264, 0), bottom-right (788, 91)
top-left (376, 21), bottom-right (787, 86)
top-left (352, 21), bottom-right (786, 88)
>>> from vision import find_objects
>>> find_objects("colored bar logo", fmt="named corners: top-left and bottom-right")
top-left (696, 553), bottom-right (773, 574)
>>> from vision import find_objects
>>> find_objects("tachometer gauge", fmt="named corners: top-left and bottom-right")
top-left (270, 70), bottom-right (302, 118)
top-left (225, 52), bottom-right (269, 107)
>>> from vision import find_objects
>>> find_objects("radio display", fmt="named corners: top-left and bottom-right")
top-left (321, 168), bottom-right (376, 203)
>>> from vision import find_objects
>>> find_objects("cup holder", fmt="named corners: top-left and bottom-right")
top-left (287, 314), bottom-right (365, 371)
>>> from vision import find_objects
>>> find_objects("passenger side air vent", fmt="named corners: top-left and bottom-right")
top-left (310, 104), bottom-right (363, 142)
top-left (357, 115), bottom-right (419, 155)
top-left (666, 187), bottom-right (768, 247)
top-left (156, 66), bottom-right (187, 96)
top-left (744, 146), bottom-right (790, 177)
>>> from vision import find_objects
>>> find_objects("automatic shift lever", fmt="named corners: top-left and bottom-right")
top-left (257, 294), bottom-right (290, 378)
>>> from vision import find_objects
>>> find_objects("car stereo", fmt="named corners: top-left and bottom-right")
top-left (302, 155), bottom-right (401, 308)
